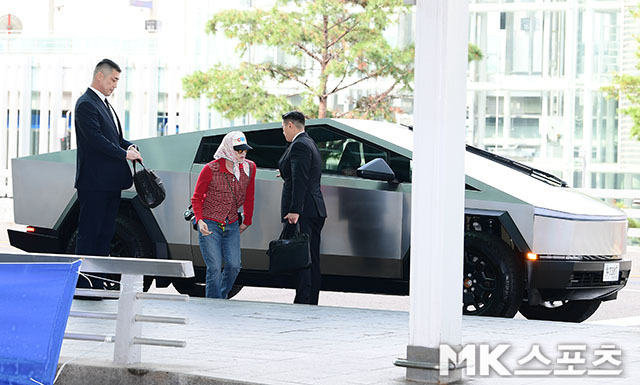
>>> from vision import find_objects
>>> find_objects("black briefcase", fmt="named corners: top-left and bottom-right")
top-left (267, 223), bottom-right (311, 274)
top-left (133, 161), bottom-right (166, 208)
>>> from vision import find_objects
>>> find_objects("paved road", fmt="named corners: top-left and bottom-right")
top-left (232, 249), bottom-right (640, 324)
top-left (2, 197), bottom-right (639, 325)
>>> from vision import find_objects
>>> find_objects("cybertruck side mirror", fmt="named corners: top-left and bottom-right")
top-left (356, 158), bottom-right (396, 182)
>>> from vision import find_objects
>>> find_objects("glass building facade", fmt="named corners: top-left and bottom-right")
top-left (466, 0), bottom-right (640, 190)
top-left (2, 0), bottom-right (639, 191)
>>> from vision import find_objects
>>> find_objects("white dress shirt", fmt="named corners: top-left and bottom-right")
top-left (88, 86), bottom-right (118, 128)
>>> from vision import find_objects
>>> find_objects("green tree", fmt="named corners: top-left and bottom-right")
top-left (603, 5), bottom-right (640, 140)
top-left (183, 0), bottom-right (482, 122)
top-left (183, 0), bottom-right (413, 122)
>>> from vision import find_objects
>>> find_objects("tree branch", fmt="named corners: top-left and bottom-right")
top-left (261, 65), bottom-right (314, 92)
top-left (295, 42), bottom-right (322, 64)
top-left (327, 14), bottom-right (355, 33)
top-left (333, 109), bottom-right (351, 118)
top-left (327, 21), bottom-right (359, 50)
top-left (329, 70), bottom-right (348, 94)
top-left (330, 67), bottom-right (387, 95)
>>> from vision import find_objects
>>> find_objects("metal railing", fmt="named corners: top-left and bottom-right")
top-left (0, 252), bottom-right (194, 365)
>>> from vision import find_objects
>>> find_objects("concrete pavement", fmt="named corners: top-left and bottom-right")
top-left (2, 197), bottom-right (640, 384)
top-left (55, 296), bottom-right (640, 385)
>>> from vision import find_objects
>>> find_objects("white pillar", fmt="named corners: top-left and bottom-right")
top-left (199, 95), bottom-right (209, 131)
top-left (39, 60), bottom-right (51, 155)
top-left (167, 61), bottom-right (178, 136)
top-left (8, 61), bottom-right (20, 161)
top-left (0, 58), bottom-right (9, 170)
top-left (503, 91), bottom-right (511, 148)
top-left (563, 2), bottom-right (578, 184)
top-left (582, 6), bottom-right (594, 189)
top-left (397, 0), bottom-right (468, 383)
top-left (18, 56), bottom-right (33, 157)
top-left (147, 58), bottom-right (159, 138)
top-left (50, 56), bottom-right (64, 152)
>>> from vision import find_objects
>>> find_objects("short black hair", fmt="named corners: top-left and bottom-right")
top-left (93, 58), bottom-right (121, 78)
top-left (282, 111), bottom-right (305, 127)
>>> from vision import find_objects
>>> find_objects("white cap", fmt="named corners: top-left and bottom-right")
top-left (231, 132), bottom-right (252, 151)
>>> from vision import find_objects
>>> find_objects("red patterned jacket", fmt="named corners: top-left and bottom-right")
top-left (191, 158), bottom-right (256, 225)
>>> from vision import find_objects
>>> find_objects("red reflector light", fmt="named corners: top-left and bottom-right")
top-left (26, 226), bottom-right (35, 233)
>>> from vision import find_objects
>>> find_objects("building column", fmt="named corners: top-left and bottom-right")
top-left (563, 1), bottom-right (578, 184)
top-left (582, 6), bottom-right (594, 188)
top-left (503, 91), bottom-right (511, 149)
top-left (394, 0), bottom-right (467, 383)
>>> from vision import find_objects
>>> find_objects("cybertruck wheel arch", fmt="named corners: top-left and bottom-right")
top-left (55, 192), bottom-right (170, 260)
top-left (464, 208), bottom-right (530, 253)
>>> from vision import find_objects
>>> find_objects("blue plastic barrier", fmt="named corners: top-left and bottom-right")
top-left (0, 261), bottom-right (81, 385)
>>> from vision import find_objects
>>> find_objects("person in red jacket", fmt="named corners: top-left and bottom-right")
top-left (191, 131), bottom-right (256, 299)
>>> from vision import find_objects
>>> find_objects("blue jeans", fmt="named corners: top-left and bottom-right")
top-left (198, 219), bottom-right (241, 299)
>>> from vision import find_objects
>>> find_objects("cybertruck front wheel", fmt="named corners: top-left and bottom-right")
top-left (462, 232), bottom-right (524, 318)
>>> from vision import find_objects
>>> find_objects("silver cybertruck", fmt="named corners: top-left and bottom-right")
top-left (9, 119), bottom-right (631, 322)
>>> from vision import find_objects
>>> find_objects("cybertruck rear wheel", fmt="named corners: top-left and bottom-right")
top-left (518, 299), bottom-right (602, 323)
top-left (462, 232), bottom-right (524, 318)
top-left (66, 215), bottom-right (154, 292)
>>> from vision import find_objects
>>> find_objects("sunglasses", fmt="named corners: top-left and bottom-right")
top-left (235, 149), bottom-right (248, 154)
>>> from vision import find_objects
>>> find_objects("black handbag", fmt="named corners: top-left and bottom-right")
top-left (267, 223), bottom-right (311, 274)
top-left (133, 161), bottom-right (166, 208)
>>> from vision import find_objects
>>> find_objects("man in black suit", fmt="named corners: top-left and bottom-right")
top-left (278, 111), bottom-right (327, 305)
top-left (74, 59), bottom-right (142, 257)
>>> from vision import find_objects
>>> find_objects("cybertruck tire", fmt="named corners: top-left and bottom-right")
top-left (518, 299), bottom-right (602, 323)
top-left (66, 215), bottom-right (154, 291)
top-left (462, 231), bottom-right (524, 318)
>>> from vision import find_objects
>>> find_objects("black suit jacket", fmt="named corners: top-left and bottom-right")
top-left (74, 88), bottom-right (133, 191)
top-left (278, 132), bottom-right (327, 219)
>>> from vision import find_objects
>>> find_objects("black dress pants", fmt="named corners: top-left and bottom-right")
top-left (294, 216), bottom-right (325, 305)
top-left (76, 189), bottom-right (121, 256)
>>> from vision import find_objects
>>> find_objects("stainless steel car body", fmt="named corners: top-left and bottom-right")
top-left (12, 119), bottom-right (627, 279)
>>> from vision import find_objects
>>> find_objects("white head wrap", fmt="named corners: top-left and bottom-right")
top-left (213, 131), bottom-right (251, 181)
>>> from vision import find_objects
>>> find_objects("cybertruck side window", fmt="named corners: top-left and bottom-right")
top-left (389, 153), bottom-right (411, 183)
top-left (194, 129), bottom-right (287, 168)
top-left (244, 129), bottom-right (288, 169)
top-left (305, 125), bottom-right (410, 182)
top-left (193, 127), bottom-right (411, 182)
top-left (305, 126), bottom-right (384, 176)
top-left (194, 136), bottom-right (222, 164)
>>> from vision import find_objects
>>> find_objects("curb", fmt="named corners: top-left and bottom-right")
top-left (55, 361), bottom-right (265, 385)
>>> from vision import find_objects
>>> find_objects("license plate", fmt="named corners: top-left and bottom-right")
top-left (603, 263), bottom-right (620, 282)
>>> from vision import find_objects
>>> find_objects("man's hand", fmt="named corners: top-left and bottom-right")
top-left (239, 223), bottom-right (249, 234)
top-left (126, 147), bottom-right (143, 162)
top-left (198, 220), bottom-right (211, 236)
top-left (284, 213), bottom-right (299, 224)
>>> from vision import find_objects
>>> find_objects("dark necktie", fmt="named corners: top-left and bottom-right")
top-left (104, 98), bottom-right (122, 137)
